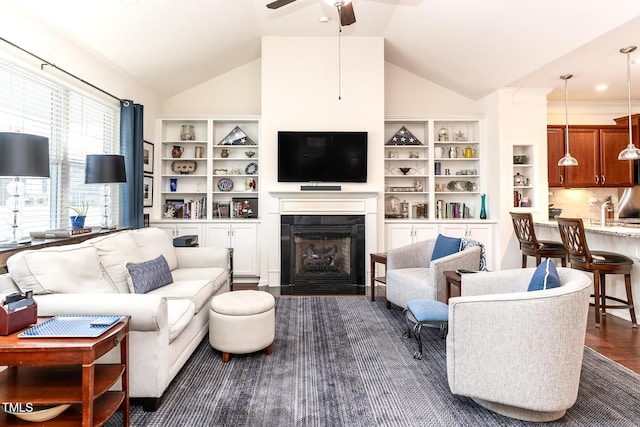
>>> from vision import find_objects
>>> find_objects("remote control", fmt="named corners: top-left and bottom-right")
top-left (456, 269), bottom-right (478, 274)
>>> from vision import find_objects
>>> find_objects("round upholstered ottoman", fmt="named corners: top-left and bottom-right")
top-left (209, 290), bottom-right (275, 363)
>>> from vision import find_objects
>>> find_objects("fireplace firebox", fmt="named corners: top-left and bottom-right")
top-left (281, 215), bottom-right (365, 295)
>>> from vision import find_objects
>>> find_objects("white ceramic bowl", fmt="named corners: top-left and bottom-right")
top-left (6, 404), bottom-right (71, 422)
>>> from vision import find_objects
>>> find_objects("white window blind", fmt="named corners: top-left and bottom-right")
top-left (0, 58), bottom-right (120, 241)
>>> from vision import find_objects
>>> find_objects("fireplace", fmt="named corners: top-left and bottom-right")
top-left (281, 215), bottom-right (365, 295)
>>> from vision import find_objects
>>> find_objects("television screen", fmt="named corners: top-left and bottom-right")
top-left (277, 131), bottom-right (368, 183)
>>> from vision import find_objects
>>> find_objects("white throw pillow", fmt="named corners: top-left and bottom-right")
top-left (7, 244), bottom-right (117, 294)
top-left (128, 228), bottom-right (177, 270)
top-left (88, 232), bottom-right (144, 293)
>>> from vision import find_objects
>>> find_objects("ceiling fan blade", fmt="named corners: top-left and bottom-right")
top-left (266, 0), bottom-right (297, 9)
top-left (340, 2), bottom-right (356, 26)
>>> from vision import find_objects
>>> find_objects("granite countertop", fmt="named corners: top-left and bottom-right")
top-left (535, 219), bottom-right (640, 238)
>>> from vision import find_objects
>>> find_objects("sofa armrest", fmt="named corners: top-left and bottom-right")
top-left (174, 246), bottom-right (229, 269)
top-left (430, 246), bottom-right (481, 301)
top-left (33, 293), bottom-right (168, 332)
top-left (387, 240), bottom-right (435, 269)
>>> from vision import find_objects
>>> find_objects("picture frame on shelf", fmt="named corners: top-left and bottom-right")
top-left (144, 141), bottom-right (154, 174)
top-left (164, 199), bottom-right (184, 219)
top-left (143, 175), bottom-right (153, 207)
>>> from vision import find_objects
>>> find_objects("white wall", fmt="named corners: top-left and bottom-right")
top-left (1, 4), bottom-right (160, 136)
top-left (385, 62), bottom-right (480, 115)
top-left (163, 59), bottom-right (261, 115)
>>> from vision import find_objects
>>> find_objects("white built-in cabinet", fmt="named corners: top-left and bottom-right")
top-left (204, 222), bottom-right (260, 278)
top-left (385, 223), bottom-right (438, 249)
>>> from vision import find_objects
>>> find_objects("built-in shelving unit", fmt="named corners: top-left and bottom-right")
top-left (156, 117), bottom-right (260, 221)
top-left (384, 118), bottom-right (484, 220)
top-left (512, 144), bottom-right (535, 209)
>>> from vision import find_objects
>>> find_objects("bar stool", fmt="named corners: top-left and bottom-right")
top-left (510, 212), bottom-right (567, 268)
top-left (556, 217), bottom-right (636, 328)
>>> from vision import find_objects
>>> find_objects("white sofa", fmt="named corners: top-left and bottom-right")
top-left (446, 267), bottom-right (591, 422)
top-left (0, 227), bottom-right (229, 410)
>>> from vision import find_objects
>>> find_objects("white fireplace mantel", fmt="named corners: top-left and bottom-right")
top-left (267, 191), bottom-right (378, 287)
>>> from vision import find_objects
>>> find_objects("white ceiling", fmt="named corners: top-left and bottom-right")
top-left (10, 0), bottom-right (640, 102)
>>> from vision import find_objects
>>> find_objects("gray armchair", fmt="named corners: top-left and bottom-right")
top-left (385, 238), bottom-right (481, 308)
top-left (446, 267), bottom-right (591, 422)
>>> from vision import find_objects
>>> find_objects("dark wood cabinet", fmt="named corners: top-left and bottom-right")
top-left (547, 125), bottom-right (633, 188)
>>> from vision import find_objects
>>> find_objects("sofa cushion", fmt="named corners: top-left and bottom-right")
top-left (7, 245), bottom-right (117, 295)
top-left (165, 298), bottom-right (195, 343)
top-left (432, 234), bottom-right (461, 261)
top-left (127, 255), bottom-right (174, 294)
top-left (128, 228), bottom-right (177, 270)
top-left (88, 232), bottom-right (144, 293)
top-left (148, 276), bottom-right (213, 313)
top-left (527, 259), bottom-right (561, 291)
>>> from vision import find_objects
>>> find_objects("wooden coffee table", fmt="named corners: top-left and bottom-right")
top-left (0, 316), bottom-right (130, 426)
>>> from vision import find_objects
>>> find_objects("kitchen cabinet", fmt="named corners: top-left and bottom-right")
top-left (204, 222), bottom-right (259, 277)
top-left (385, 222), bottom-right (438, 250)
top-left (547, 125), bottom-right (633, 188)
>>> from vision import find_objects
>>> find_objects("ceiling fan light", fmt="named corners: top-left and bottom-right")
top-left (558, 153), bottom-right (579, 166)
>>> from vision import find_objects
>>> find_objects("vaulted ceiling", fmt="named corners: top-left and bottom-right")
top-left (9, 0), bottom-right (640, 102)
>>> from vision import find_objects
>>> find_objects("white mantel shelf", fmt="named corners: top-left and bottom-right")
top-left (266, 191), bottom-right (378, 287)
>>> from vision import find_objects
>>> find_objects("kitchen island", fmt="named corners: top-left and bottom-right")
top-left (535, 219), bottom-right (639, 323)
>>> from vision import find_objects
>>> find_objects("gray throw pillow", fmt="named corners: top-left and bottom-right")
top-left (126, 255), bottom-right (173, 294)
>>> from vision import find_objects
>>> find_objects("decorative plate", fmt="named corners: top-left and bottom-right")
top-left (217, 178), bottom-right (234, 192)
top-left (245, 162), bottom-right (258, 175)
top-left (447, 181), bottom-right (475, 192)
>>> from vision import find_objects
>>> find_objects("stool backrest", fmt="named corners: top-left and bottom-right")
top-left (510, 212), bottom-right (540, 250)
top-left (556, 217), bottom-right (593, 268)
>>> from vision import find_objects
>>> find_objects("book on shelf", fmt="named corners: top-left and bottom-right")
top-left (30, 227), bottom-right (94, 239)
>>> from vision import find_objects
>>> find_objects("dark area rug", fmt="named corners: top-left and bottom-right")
top-left (107, 296), bottom-right (640, 426)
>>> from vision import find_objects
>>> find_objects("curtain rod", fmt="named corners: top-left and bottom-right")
top-left (0, 37), bottom-right (123, 103)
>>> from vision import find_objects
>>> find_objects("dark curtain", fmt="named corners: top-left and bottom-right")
top-left (120, 100), bottom-right (144, 229)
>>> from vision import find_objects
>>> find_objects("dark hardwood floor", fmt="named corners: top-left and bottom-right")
top-left (233, 283), bottom-right (640, 375)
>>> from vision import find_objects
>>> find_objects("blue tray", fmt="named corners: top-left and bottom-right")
top-left (18, 315), bottom-right (124, 338)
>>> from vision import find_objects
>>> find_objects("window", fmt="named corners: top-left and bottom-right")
top-left (0, 58), bottom-right (120, 240)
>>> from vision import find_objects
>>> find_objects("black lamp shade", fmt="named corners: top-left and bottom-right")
top-left (0, 132), bottom-right (50, 177)
top-left (85, 154), bottom-right (127, 184)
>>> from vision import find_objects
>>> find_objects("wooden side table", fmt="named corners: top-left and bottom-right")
top-left (370, 252), bottom-right (387, 302)
top-left (444, 271), bottom-right (462, 302)
top-left (0, 317), bottom-right (130, 426)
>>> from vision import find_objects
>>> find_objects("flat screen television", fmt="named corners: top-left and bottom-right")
top-left (277, 131), bottom-right (368, 183)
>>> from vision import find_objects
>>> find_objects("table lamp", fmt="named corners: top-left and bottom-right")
top-left (0, 132), bottom-right (50, 246)
top-left (85, 154), bottom-right (127, 229)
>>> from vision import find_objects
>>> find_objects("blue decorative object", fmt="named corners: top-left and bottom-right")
top-left (126, 255), bottom-right (173, 294)
top-left (19, 315), bottom-right (124, 338)
top-left (431, 234), bottom-right (462, 261)
top-left (479, 193), bottom-right (487, 219)
top-left (527, 259), bottom-right (561, 291)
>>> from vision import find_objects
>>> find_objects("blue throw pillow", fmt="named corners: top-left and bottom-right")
top-left (527, 259), bottom-right (561, 291)
top-left (431, 234), bottom-right (462, 261)
top-left (126, 255), bottom-right (173, 294)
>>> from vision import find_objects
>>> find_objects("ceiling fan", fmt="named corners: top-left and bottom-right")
top-left (266, 0), bottom-right (357, 26)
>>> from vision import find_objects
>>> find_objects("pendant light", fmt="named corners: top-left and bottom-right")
top-left (617, 46), bottom-right (640, 160)
top-left (558, 74), bottom-right (579, 166)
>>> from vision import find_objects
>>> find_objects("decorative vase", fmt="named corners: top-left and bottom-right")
top-left (479, 194), bottom-right (487, 220)
top-left (172, 145), bottom-right (184, 158)
top-left (180, 124), bottom-right (195, 141)
top-left (70, 215), bottom-right (86, 229)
